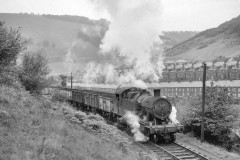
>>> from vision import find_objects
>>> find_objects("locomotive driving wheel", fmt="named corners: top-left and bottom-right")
top-left (149, 134), bottom-right (157, 143)
top-left (169, 133), bottom-right (176, 143)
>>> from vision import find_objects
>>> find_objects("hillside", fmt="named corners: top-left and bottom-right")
top-left (0, 13), bottom-right (109, 74)
top-left (0, 86), bottom-right (142, 160)
top-left (0, 13), bottom-right (197, 74)
top-left (160, 31), bottom-right (198, 51)
top-left (165, 15), bottom-right (240, 60)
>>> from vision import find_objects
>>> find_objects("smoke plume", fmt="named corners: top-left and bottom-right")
top-left (79, 0), bottom-right (164, 87)
top-left (123, 111), bottom-right (147, 142)
top-left (169, 106), bottom-right (179, 124)
top-left (64, 41), bottom-right (76, 73)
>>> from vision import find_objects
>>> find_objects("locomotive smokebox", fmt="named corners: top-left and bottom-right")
top-left (140, 96), bottom-right (172, 120)
top-left (153, 89), bottom-right (161, 97)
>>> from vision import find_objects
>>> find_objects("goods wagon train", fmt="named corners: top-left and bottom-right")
top-left (45, 86), bottom-right (184, 142)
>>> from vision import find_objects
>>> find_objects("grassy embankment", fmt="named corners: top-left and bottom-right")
top-left (0, 86), bottom-right (142, 160)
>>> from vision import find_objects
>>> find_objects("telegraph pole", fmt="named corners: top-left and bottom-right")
top-left (201, 63), bottom-right (207, 142)
top-left (71, 72), bottom-right (73, 89)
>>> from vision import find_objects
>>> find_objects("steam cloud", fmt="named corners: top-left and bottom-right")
top-left (78, 0), bottom-right (164, 87)
top-left (64, 41), bottom-right (76, 73)
top-left (123, 111), bottom-right (148, 142)
top-left (169, 106), bottom-right (179, 124)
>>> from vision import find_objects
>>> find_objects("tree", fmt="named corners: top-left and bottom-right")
top-left (0, 21), bottom-right (27, 69)
top-left (184, 82), bottom-right (239, 150)
top-left (0, 21), bottom-right (27, 87)
top-left (59, 75), bottom-right (67, 87)
top-left (19, 51), bottom-right (50, 94)
top-left (46, 76), bottom-right (58, 86)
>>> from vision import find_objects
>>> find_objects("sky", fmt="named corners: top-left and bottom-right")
top-left (0, 0), bottom-right (240, 31)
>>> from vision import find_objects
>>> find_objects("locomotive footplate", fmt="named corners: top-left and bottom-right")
top-left (151, 124), bottom-right (184, 134)
top-left (140, 122), bottom-right (184, 135)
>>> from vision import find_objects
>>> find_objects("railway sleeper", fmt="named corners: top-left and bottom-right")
top-left (169, 150), bottom-right (188, 153)
top-left (176, 155), bottom-right (197, 159)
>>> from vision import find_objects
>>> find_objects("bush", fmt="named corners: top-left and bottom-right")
top-left (51, 91), bottom-right (68, 102)
top-left (0, 65), bottom-right (22, 88)
top-left (19, 51), bottom-right (50, 94)
top-left (184, 83), bottom-right (240, 150)
top-left (59, 75), bottom-right (67, 87)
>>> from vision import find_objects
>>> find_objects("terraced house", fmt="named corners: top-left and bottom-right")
top-left (153, 58), bottom-right (240, 99)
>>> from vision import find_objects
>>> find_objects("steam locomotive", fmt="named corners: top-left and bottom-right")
top-left (45, 86), bottom-right (184, 143)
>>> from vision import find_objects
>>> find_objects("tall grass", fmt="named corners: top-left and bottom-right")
top-left (0, 86), bottom-right (140, 160)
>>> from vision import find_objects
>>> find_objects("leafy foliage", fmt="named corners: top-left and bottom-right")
top-left (19, 51), bottom-right (50, 94)
top-left (51, 90), bottom-right (68, 103)
top-left (0, 65), bottom-right (22, 88)
top-left (0, 21), bottom-right (51, 93)
top-left (59, 75), bottom-right (67, 87)
top-left (184, 82), bottom-right (240, 150)
top-left (46, 76), bottom-right (59, 86)
top-left (0, 21), bottom-right (27, 87)
top-left (0, 21), bottom-right (27, 68)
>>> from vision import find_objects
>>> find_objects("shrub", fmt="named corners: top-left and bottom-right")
top-left (184, 83), bottom-right (240, 150)
top-left (0, 65), bottom-right (22, 88)
top-left (51, 90), bottom-right (68, 102)
top-left (59, 75), bottom-right (67, 87)
top-left (18, 51), bottom-right (50, 94)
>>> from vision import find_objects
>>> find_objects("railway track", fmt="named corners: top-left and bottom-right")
top-left (143, 141), bottom-right (210, 160)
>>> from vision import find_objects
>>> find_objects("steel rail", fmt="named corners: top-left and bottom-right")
top-left (144, 141), bottom-right (211, 160)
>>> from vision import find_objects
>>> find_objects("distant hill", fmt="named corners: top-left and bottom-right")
top-left (165, 15), bottom-right (240, 61)
top-left (160, 31), bottom-right (198, 51)
top-left (0, 13), bottom-right (109, 74)
top-left (0, 13), bottom-right (197, 74)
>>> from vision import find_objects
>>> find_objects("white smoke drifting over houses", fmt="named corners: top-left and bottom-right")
top-left (64, 41), bottom-right (76, 73)
top-left (79, 0), bottom-right (164, 87)
top-left (169, 106), bottom-right (179, 125)
top-left (123, 111), bottom-right (148, 142)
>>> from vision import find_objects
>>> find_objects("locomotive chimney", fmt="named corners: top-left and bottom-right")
top-left (153, 89), bottom-right (161, 97)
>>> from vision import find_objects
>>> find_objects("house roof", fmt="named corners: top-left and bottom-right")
top-left (193, 62), bottom-right (202, 68)
top-left (206, 62), bottom-right (213, 66)
top-left (175, 64), bottom-right (183, 69)
top-left (226, 61), bottom-right (237, 66)
top-left (167, 65), bottom-right (174, 69)
top-left (184, 63), bottom-right (192, 69)
top-left (176, 59), bottom-right (187, 63)
top-left (165, 60), bottom-right (175, 64)
top-left (214, 61), bottom-right (225, 67)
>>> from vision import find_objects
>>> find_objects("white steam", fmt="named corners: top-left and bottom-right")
top-left (82, 62), bottom-right (116, 84)
top-left (80, 0), bottom-right (164, 87)
top-left (169, 106), bottom-right (179, 125)
top-left (233, 129), bottom-right (240, 137)
top-left (100, 0), bottom-right (162, 57)
top-left (81, 62), bottom-right (150, 89)
top-left (124, 111), bottom-right (147, 142)
top-left (64, 42), bottom-right (76, 73)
